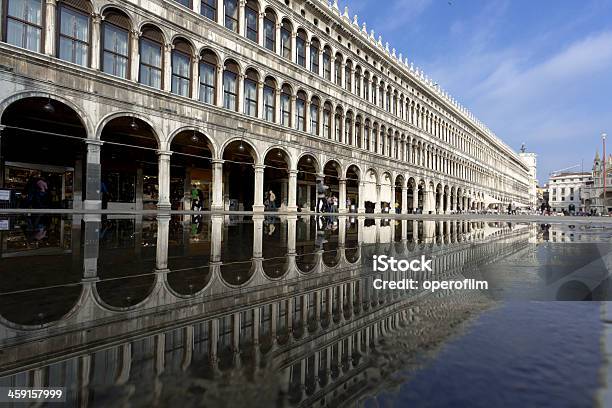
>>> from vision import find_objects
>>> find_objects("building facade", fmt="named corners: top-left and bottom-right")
top-left (583, 152), bottom-right (612, 214)
top-left (0, 0), bottom-right (532, 213)
top-left (518, 150), bottom-right (537, 208)
top-left (545, 171), bottom-right (591, 214)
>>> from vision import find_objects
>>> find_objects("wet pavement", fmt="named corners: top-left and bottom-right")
top-left (0, 214), bottom-right (609, 407)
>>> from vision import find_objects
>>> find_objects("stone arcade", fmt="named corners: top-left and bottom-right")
top-left (0, 0), bottom-right (532, 212)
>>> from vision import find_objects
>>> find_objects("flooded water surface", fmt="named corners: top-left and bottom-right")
top-left (0, 214), bottom-right (608, 407)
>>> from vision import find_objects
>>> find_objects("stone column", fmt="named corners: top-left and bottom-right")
top-left (130, 29), bottom-right (141, 82)
top-left (290, 32), bottom-right (297, 64)
top-left (157, 151), bottom-right (172, 210)
top-left (288, 169), bottom-right (298, 212)
top-left (350, 68), bottom-right (356, 94)
top-left (211, 159), bottom-right (223, 211)
top-left (237, 73), bottom-right (245, 113)
top-left (191, 55), bottom-right (200, 99)
top-left (304, 100), bottom-right (311, 134)
top-left (412, 187), bottom-right (419, 213)
top-left (340, 62), bottom-right (346, 89)
top-left (275, 23), bottom-right (282, 55)
top-left (44, 0), bottom-right (57, 56)
top-left (358, 181), bottom-right (366, 213)
top-left (256, 81), bottom-right (264, 119)
top-left (238, 0), bottom-right (246, 37)
top-left (253, 164), bottom-right (265, 212)
top-left (401, 186), bottom-right (408, 214)
top-left (275, 87), bottom-right (282, 125)
top-left (84, 140), bottom-right (102, 210)
top-left (90, 13), bottom-right (102, 70)
top-left (304, 40), bottom-right (311, 71)
top-left (215, 65), bottom-right (224, 107)
top-left (289, 95), bottom-right (297, 129)
top-left (338, 178), bottom-right (347, 213)
top-left (163, 43), bottom-right (173, 92)
top-left (257, 12), bottom-right (265, 46)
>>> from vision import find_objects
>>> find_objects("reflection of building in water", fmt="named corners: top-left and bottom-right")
top-left (0, 216), bottom-right (532, 406)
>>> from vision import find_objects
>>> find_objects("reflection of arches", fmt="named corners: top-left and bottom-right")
top-left (166, 265), bottom-right (212, 297)
top-left (95, 276), bottom-right (156, 309)
top-left (220, 261), bottom-right (257, 287)
top-left (556, 280), bottom-right (593, 301)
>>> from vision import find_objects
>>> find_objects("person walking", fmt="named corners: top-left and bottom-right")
top-left (316, 180), bottom-right (328, 213)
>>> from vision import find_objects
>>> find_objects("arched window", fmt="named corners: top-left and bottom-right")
top-left (364, 119), bottom-right (371, 151)
top-left (224, 0), bottom-right (238, 32)
top-left (309, 38), bottom-right (319, 73)
top-left (379, 82), bottom-right (384, 108)
top-left (363, 72), bottom-right (370, 101)
top-left (245, 0), bottom-right (258, 42)
top-left (244, 68), bottom-right (258, 117)
top-left (139, 25), bottom-right (162, 89)
top-left (310, 97), bottom-right (320, 136)
top-left (355, 66), bottom-right (362, 97)
top-left (334, 53), bottom-right (342, 85)
top-left (280, 20), bottom-right (292, 59)
top-left (345, 60), bottom-right (352, 91)
top-left (171, 39), bottom-right (192, 97)
top-left (58, 0), bottom-right (91, 66)
top-left (379, 126), bottom-right (385, 154)
top-left (263, 77), bottom-right (276, 122)
top-left (322, 46), bottom-right (331, 80)
top-left (5, 0), bottom-right (43, 52)
top-left (394, 132), bottom-right (399, 158)
top-left (323, 102), bottom-right (332, 139)
top-left (280, 84), bottom-right (291, 126)
top-left (199, 49), bottom-right (217, 104)
top-left (295, 91), bottom-right (306, 131)
top-left (296, 29), bottom-right (306, 67)
top-left (386, 87), bottom-right (392, 113)
top-left (201, 0), bottom-right (216, 21)
top-left (223, 59), bottom-right (239, 111)
top-left (263, 9), bottom-right (276, 51)
top-left (102, 10), bottom-right (130, 78)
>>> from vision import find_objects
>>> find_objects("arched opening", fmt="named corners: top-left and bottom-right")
top-left (394, 175), bottom-right (404, 214)
top-left (309, 37), bottom-right (320, 73)
top-left (323, 161), bottom-right (340, 212)
top-left (407, 178), bottom-right (416, 214)
top-left (57, 0), bottom-right (92, 66)
top-left (169, 130), bottom-right (214, 211)
top-left (1, 97), bottom-right (87, 208)
top-left (263, 76), bottom-right (277, 122)
top-left (223, 59), bottom-right (240, 111)
top-left (101, 8), bottom-right (132, 79)
top-left (346, 165), bottom-right (360, 213)
top-left (263, 9), bottom-right (277, 51)
top-left (380, 172), bottom-right (392, 213)
top-left (280, 19), bottom-right (292, 60)
top-left (139, 24), bottom-right (164, 89)
top-left (244, 0), bottom-right (259, 43)
top-left (171, 38), bottom-right (193, 97)
top-left (296, 28), bottom-right (307, 68)
top-left (296, 154), bottom-right (318, 211)
top-left (417, 180), bottom-right (425, 213)
top-left (264, 148), bottom-right (289, 211)
top-left (334, 53), bottom-right (343, 86)
top-left (323, 101), bottom-right (332, 139)
top-left (363, 169), bottom-right (378, 213)
top-left (322, 46), bottom-right (332, 80)
top-left (280, 83), bottom-right (292, 127)
top-left (436, 183), bottom-right (443, 214)
top-left (222, 140), bottom-right (256, 211)
top-left (310, 96), bottom-right (320, 136)
top-left (100, 116), bottom-right (159, 210)
top-left (244, 68), bottom-right (259, 117)
top-left (295, 90), bottom-right (307, 131)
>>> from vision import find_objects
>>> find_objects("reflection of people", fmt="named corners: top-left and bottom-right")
top-left (101, 179), bottom-right (109, 209)
top-left (316, 180), bottom-right (328, 213)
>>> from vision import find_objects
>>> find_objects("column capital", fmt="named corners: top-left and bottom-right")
top-left (45, 0), bottom-right (57, 5)
top-left (130, 29), bottom-right (141, 38)
top-left (91, 12), bottom-right (103, 24)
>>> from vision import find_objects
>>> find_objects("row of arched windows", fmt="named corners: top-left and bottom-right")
top-left (0, 0), bottom-right (505, 190)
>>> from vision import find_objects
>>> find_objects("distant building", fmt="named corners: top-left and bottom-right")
top-left (518, 146), bottom-right (538, 208)
top-left (546, 172), bottom-right (591, 214)
top-left (583, 152), bottom-right (612, 214)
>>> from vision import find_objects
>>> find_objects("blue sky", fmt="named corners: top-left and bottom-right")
top-left (342, 0), bottom-right (612, 183)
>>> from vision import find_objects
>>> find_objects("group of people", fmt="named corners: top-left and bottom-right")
top-left (190, 184), bottom-right (207, 211)
top-left (316, 180), bottom-right (340, 213)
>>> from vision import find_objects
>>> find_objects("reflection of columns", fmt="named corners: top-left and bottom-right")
top-left (288, 169), bottom-right (298, 212)
top-left (84, 140), bottom-right (102, 210)
top-left (116, 343), bottom-right (131, 385)
top-left (83, 216), bottom-right (100, 279)
top-left (157, 151), bottom-right (172, 209)
top-left (287, 216), bottom-right (297, 254)
top-left (156, 215), bottom-right (170, 270)
top-left (401, 186), bottom-right (408, 214)
top-left (252, 215), bottom-right (263, 258)
top-left (374, 184), bottom-right (381, 213)
top-left (211, 215), bottom-right (223, 262)
top-left (358, 182), bottom-right (366, 213)
top-left (339, 178), bottom-right (347, 213)
top-left (211, 160), bottom-right (224, 211)
top-left (44, 0), bottom-right (57, 56)
top-left (253, 164), bottom-right (265, 212)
